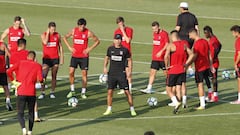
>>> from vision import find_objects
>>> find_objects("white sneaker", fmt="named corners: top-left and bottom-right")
top-left (50, 93), bottom-right (56, 99)
top-left (168, 102), bottom-right (175, 107)
top-left (160, 91), bottom-right (167, 94)
top-left (117, 90), bottom-right (125, 95)
top-left (38, 93), bottom-right (45, 99)
top-left (140, 88), bottom-right (154, 94)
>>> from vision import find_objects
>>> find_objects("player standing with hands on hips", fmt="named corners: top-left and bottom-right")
top-left (63, 18), bottom-right (100, 99)
top-left (103, 34), bottom-right (137, 116)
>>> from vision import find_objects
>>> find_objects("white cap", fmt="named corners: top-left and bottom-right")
top-left (179, 2), bottom-right (189, 8)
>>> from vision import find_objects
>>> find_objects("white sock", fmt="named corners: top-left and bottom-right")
top-left (213, 92), bottom-right (218, 97)
top-left (171, 96), bottom-right (178, 105)
top-left (188, 68), bottom-right (194, 75)
top-left (27, 131), bottom-right (32, 134)
top-left (147, 84), bottom-right (152, 90)
top-left (107, 106), bottom-right (112, 111)
top-left (208, 88), bottom-right (213, 93)
top-left (6, 98), bottom-right (10, 103)
top-left (129, 83), bottom-right (132, 90)
top-left (70, 84), bottom-right (74, 91)
top-left (81, 88), bottom-right (86, 94)
top-left (130, 106), bottom-right (134, 111)
top-left (34, 112), bottom-right (38, 119)
top-left (238, 93), bottom-right (240, 101)
top-left (182, 95), bottom-right (187, 105)
top-left (22, 128), bottom-right (27, 134)
top-left (199, 96), bottom-right (205, 107)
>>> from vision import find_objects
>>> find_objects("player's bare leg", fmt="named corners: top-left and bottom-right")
top-left (196, 82), bottom-right (205, 110)
top-left (166, 86), bottom-right (181, 114)
top-left (118, 67), bottom-right (132, 95)
top-left (181, 82), bottom-right (187, 108)
top-left (231, 76), bottom-right (240, 104)
top-left (140, 69), bottom-right (157, 94)
top-left (38, 64), bottom-right (49, 99)
top-left (124, 90), bottom-right (137, 116)
top-left (34, 102), bottom-right (42, 122)
top-left (67, 67), bottom-right (76, 98)
top-left (103, 89), bottom-right (113, 115)
top-left (3, 85), bottom-right (13, 111)
top-left (49, 65), bottom-right (58, 98)
top-left (81, 70), bottom-right (88, 99)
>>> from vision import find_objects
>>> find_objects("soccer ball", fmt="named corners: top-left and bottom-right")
top-left (147, 97), bottom-right (158, 107)
top-left (232, 70), bottom-right (237, 78)
top-left (99, 74), bottom-right (108, 83)
top-left (68, 97), bottom-right (78, 107)
top-left (222, 70), bottom-right (231, 80)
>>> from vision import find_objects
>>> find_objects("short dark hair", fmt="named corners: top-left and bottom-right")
top-left (144, 131), bottom-right (155, 135)
top-left (182, 7), bottom-right (189, 10)
top-left (170, 30), bottom-right (179, 38)
top-left (48, 22), bottom-right (56, 28)
top-left (230, 25), bottom-right (240, 33)
top-left (203, 26), bottom-right (213, 34)
top-left (14, 16), bottom-right (21, 22)
top-left (17, 38), bottom-right (26, 46)
top-left (151, 21), bottom-right (159, 27)
top-left (28, 51), bottom-right (36, 59)
top-left (189, 28), bottom-right (198, 33)
top-left (116, 16), bottom-right (124, 24)
top-left (77, 18), bottom-right (87, 26)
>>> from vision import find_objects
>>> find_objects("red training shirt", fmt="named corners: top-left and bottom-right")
top-left (152, 29), bottom-right (169, 61)
top-left (234, 37), bottom-right (240, 67)
top-left (209, 35), bottom-right (221, 68)
top-left (42, 32), bottom-right (60, 59)
top-left (10, 49), bottom-right (28, 65)
top-left (7, 59), bottom-right (43, 96)
top-left (0, 42), bottom-right (6, 73)
top-left (193, 39), bottom-right (210, 72)
top-left (8, 26), bottom-right (24, 52)
top-left (114, 26), bottom-right (133, 52)
top-left (72, 27), bottom-right (89, 58)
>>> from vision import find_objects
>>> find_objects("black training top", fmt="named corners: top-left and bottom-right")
top-left (176, 12), bottom-right (198, 40)
top-left (106, 45), bottom-right (130, 75)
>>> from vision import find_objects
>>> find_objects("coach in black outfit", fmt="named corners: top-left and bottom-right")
top-left (175, 2), bottom-right (199, 48)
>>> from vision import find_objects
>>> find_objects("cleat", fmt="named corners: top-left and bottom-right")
top-left (140, 88), bottom-right (154, 94)
top-left (168, 102), bottom-right (175, 107)
top-left (160, 91), bottom-right (167, 95)
top-left (103, 109), bottom-right (112, 116)
top-left (67, 91), bottom-right (75, 98)
top-left (38, 93), bottom-right (45, 99)
top-left (195, 106), bottom-right (205, 110)
top-left (209, 96), bottom-right (219, 103)
top-left (230, 100), bottom-right (240, 104)
top-left (34, 118), bottom-right (43, 122)
top-left (208, 92), bottom-right (213, 100)
top-left (81, 94), bottom-right (87, 99)
top-left (131, 110), bottom-right (137, 117)
top-left (49, 93), bottom-right (56, 99)
top-left (6, 102), bottom-right (13, 111)
top-left (173, 102), bottom-right (181, 114)
top-left (182, 104), bottom-right (187, 108)
top-left (117, 90), bottom-right (125, 95)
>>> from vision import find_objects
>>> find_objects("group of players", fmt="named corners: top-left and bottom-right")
top-left (1, 1), bottom-right (240, 135)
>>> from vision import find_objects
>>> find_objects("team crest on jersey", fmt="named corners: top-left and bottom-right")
top-left (158, 36), bottom-right (161, 40)
top-left (82, 34), bottom-right (86, 38)
top-left (54, 37), bottom-right (57, 41)
top-left (111, 51), bottom-right (114, 54)
top-left (120, 51), bottom-right (123, 55)
top-left (18, 32), bottom-right (21, 36)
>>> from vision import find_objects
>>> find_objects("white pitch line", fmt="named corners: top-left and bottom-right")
top-left (0, 1), bottom-right (239, 21)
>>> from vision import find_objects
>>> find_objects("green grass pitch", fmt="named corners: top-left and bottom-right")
top-left (0, 0), bottom-right (240, 134)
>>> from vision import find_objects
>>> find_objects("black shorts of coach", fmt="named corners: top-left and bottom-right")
top-left (151, 61), bottom-right (166, 71)
top-left (70, 57), bottom-right (89, 70)
top-left (42, 58), bottom-right (59, 68)
top-left (166, 73), bottom-right (186, 87)
top-left (0, 73), bottom-right (8, 86)
top-left (107, 73), bottom-right (129, 90)
top-left (195, 69), bottom-right (210, 83)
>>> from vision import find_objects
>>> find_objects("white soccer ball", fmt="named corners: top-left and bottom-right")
top-left (222, 70), bottom-right (230, 80)
top-left (147, 97), bottom-right (158, 107)
top-left (232, 70), bottom-right (237, 78)
top-left (99, 74), bottom-right (108, 83)
top-left (68, 97), bottom-right (78, 107)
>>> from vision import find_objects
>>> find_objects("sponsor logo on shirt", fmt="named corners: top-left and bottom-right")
top-left (47, 42), bottom-right (57, 47)
top-left (153, 40), bottom-right (161, 45)
top-left (10, 36), bottom-right (21, 42)
top-left (111, 55), bottom-right (122, 61)
top-left (74, 39), bottom-right (84, 45)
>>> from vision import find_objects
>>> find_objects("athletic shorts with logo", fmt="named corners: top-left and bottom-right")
top-left (43, 58), bottom-right (59, 68)
top-left (70, 57), bottom-right (89, 70)
top-left (107, 72), bottom-right (129, 90)
top-left (195, 69), bottom-right (210, 83)
top-left (151, 60), bottom-right (166, 70)
top-left (166, 73), bottom-right (186, 87)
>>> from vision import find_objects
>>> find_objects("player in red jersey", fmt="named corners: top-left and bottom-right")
top-left (63, 18), bottom-right (100, 99)
top-left (114, 16), bottom-right (133, 95)
top-left (203, 26), bottom-right (222, 102)
top-left (140, 21), bottom-right (169, 94)
top-left (0, 41), bottom-right (12, 111)
top-left (7, 51), bottom-right (43, 135)
top-left (164, 30), bottom-right (194, 114)
top-left (189, 28), bottom-right (215, 110)
top-left (38, 22), bottom-right (64, 99)
top-left (230, 25), bottom-right (240, 104)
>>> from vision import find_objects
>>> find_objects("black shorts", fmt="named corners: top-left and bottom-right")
top-left (42, 58), bottom-right (59, 68)
top-left (195, 69), bottom-right (210, 83)
top-left (0, 73), bottom-right (8, 86)
top-left (150, 61), bottom-right (166, 71)
top-left (70, 57), bottom-right (89, 70)
top-left (166, 73), bottom-right (186, 87)
top-left (209, 68), bottom-right (218, 79)
top-left (107, 73), bottom-right (129, 90)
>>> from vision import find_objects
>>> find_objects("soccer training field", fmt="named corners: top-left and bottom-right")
top-left (0, 0), bottom-right (240, 134)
